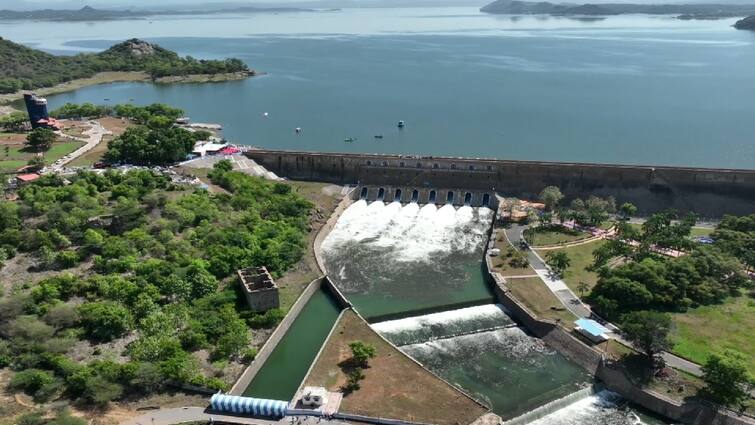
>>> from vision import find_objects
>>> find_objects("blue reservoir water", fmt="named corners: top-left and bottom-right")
top-left (3, 8), bottom-right (753, 168)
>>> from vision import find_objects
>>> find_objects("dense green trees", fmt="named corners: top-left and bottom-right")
top-left (587, 209), bottom-right (751, 322)
top-left (0, 167), bottom-right (311, 406)
top-left (620, 311), bottom-right (672, 368)
top-left (0, 37), bottom-right (250, 94)
top-left (701, 350), bottom-right (754, 408)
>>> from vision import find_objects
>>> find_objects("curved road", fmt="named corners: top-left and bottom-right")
top-left (501, 223), bottom-right (703, 377)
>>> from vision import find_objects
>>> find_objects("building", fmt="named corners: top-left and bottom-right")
top-left (574, 318), bottom-right (610, 343)
top-left (23, 94), bottom-right (61, 130)
top-left (237, 266), bottom-right (280, 313)
top-left (300, 386), bottom-right (327, 408)
top-left (16, 173), bottom-right (41, 185)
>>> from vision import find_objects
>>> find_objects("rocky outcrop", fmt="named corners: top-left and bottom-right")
top-left (734, 15), bottom-right (755, 30)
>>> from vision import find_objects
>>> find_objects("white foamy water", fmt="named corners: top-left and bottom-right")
top-left (322, 200), bottom-right (492, 263)
top-left (527, 390), bottom-right (670, 425)
top-left (373, 304), bottom-right (514, 346)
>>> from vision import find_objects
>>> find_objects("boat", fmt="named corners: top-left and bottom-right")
top-left (374, 135), bottom-right (383, 139)
top-left (344, 137), bottom-right (356, 143)
top-left (397, 120), bottom-right (406, 128)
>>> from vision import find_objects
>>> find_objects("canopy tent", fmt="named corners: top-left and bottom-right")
top-left (209, 394), bottom-right (288, 417)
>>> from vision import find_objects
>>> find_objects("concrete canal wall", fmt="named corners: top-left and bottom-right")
top-left (246, 150), bottom-right (755, 217)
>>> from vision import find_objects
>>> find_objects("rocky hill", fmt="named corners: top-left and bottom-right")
top-left (734, 14), bottom-right (755, 29)
top-left (480, 0), bottom-right (755, 18)
top-left (0, 37), bottom-right (251, 94)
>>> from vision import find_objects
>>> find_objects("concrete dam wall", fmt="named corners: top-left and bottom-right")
top-left (246, 150), bottom-right (755, 217)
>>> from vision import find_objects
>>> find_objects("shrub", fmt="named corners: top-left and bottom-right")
top-left (78, 301), bottom-right (133, 342)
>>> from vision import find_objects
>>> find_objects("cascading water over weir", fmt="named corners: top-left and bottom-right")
top-left (321, 199), bottom-right (672, 424)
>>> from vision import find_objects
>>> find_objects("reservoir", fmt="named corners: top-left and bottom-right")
top-left (4, 8), bottom-right (753, 168)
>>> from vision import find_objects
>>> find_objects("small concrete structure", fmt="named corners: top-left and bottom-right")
top-left (237, 266), bottom-right (280, 313)
top-left (574, 318), bottom-right (609, 343)
top-left (300, 386), bottom-right (327, 407)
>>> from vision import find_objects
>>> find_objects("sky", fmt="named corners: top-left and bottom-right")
top-left (2, 0), bottom-right (753, 10)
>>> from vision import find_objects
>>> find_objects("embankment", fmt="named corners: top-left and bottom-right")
top-left (484, 251), bottom-right (754, 425)
top-left (247, 150), bottom-right (755, 217)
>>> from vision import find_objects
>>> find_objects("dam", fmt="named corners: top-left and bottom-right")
top-left (247, 149), bottom-right (755, 217)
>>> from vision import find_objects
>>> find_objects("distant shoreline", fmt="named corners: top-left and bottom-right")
top-left (0, 70), bottom-right (255, 110)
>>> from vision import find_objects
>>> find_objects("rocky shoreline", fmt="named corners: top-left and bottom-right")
top-left (735, 15), bottom-right (755, 30)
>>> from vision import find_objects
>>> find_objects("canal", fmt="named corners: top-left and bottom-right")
top-left (243, 287), bottom-right (342, 400)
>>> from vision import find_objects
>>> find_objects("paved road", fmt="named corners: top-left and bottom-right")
top-left (502, 224), bottom-right (591, 318)
top-left (500, 222), bottom-right (705, 378)
top-left (122, 407), bottom-right (351, 425)
top-left (51, 121), bottom-right (109, 170)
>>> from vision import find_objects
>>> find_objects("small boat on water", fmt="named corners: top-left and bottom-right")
top-left (374, 135), bottom-right (383, 139)
top-left (344, 137), bottom-right (357, 143)
top-left (397, 120), bottom-right (406, 128)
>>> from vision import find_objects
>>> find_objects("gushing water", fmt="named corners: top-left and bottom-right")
top-left (321, 200), bottom-right (495, 319)
top-left (399, 324), bottom-right (589, 419)
top-left (527, 391), bottom-right (674, 425)
top-left (373, 304), bottom-right (514, 346)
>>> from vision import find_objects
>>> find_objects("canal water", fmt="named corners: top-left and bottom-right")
top-left (374, 305), bottom-right (590, 419)
top-left (243, 287), bottom-right (342, 400)
top-left (320, 200), bottom-right (495, 320)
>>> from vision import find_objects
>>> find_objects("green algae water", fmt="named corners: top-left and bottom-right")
top-left (374, 305), bottom-right (590, 419)
top-left (243, 287), bottom-right (341, 400)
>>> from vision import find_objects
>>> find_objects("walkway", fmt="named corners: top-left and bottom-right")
top-left (500, 222), bottom-right (705, 378)
top-left (122, 407), bottom-right (350, 425)
top-left (51, 121), bottom-right (109, 170)
top-left (502, 224), bottom-right (591, 319)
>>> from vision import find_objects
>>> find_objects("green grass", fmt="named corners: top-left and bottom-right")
top-left (525, 226), bottom-right (591, 246)
top-left (0, 159), bottom-right (26, 172)
top-left (506, 277), bottom-right (577, 328)
top-left (629, 223), bottom-right (712, 238)
top-left (536, 239), bottom-right (605, 295)
top-left (0, 141), bottom-right (83, 167)
top-left (671, 295), bottom-right (755, 375)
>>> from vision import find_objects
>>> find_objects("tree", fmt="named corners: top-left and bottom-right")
top-left (701, 350), bottom-right (754, 408)
top-left (621, 311), bottom-right (672, 368)
top-left (577, 281), bottom-right (589, 297)
top-left (0, 111), bottom-right (29, 131)
top-left (348, 341), bottom-right (376, 367)
top-left (26, 155), bottom-right (45, 170)
top-left (25, 128), bottom-right (56, 152)
top-left (539, 186), bottom-right (563, 212)
top-left (78, 301), bottom-right (133, 342)
top-left (619, 202), bottom-right (638, 220)
top-left (545, 251), bottom-right (571, 277)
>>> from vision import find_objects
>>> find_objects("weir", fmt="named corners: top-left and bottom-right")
top-left (503, 386), bottom-right (597, 425)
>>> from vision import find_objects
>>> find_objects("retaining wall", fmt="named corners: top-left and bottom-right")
top-left (247, 150), bottom-right (755, 217)
top-left (484, 246), bottom-right (754, 425)
top-left (597, 364), bottom-right (755, 425)
top-left (230, 276), bottom-right (325, 395)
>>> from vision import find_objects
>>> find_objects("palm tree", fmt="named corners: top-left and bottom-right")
top-left (577, 281), bottom-right (589, 297)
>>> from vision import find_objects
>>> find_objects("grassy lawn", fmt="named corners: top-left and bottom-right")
top-left (524, 225), bottom-right (591, 246)
top-left (305, 310), bottom-right (488, 425)
top-left (0, 139), bottom-right (83, 171)
top-left (505, 277), bottom-right (577, 329)
top-left (671, 295), bottom-right (755, 375)
top-left (629, 223), bottom-right (712, 238)
top-left (536, 239), bottom-right (605, 295)
top-left (490, 234), bottom-right (535, 277)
